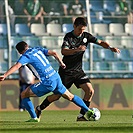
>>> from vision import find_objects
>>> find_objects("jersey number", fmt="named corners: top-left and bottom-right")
top-left (33, 51), bottom-right (49, 66)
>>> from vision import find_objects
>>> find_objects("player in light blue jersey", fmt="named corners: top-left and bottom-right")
top-left (0, 41), bottom-right (94, 122)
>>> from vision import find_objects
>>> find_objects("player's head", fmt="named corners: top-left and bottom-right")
top-left (74, 17), bottom-right (87, 27)
top-left (73, 17), bottom-right (87, 36)
top-left (16, 41), bottom-right (29, 54)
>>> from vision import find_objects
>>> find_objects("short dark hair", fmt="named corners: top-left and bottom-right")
top-left (16, 41), bottom-right (28, 53)
top-left (74, 17), bottom-right (87, 27)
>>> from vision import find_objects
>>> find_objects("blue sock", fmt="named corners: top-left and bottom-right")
top-left (72, 95), bottom-right (89, 113)
top-left (22, 98), bottom-right (37, 118)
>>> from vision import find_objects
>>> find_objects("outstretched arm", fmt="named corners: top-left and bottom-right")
top-left (47, 50), bottom-right (66, 69)
top-left (97, 40), bottom-right (120, 53)
top-left (0, 62), bottom-right (22, 81)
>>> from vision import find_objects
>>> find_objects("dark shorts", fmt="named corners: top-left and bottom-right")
top-left (59, 69), bottom-right (91, 89)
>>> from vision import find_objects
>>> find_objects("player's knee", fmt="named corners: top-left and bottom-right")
top-left (69, 97), bottom-right (73, 101)
top-left (68, 94), bottom-right (74, 101)
top-left (62, 93), bottom-right (74, 101)
top-left (47, 94), bottom-right (61, 102)
top-left (21, 91), bottom-right (26, 99)
top-left (84, 87), bottom-right (94, 94)
top-left (52, 95), bottom-right (61, 101)
top-left (54, 95), bottom-right (61, 101)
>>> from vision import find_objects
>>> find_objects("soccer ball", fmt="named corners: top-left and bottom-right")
top-left (88, 108), bottom-right (101, 121)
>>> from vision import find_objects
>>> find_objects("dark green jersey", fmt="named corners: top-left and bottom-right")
top-left (60, 31), bottom-right (97, 72)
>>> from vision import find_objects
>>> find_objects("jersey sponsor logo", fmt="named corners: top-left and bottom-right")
top-left (45, 66), bottom-right (53, 73)
top-left (45, 70), bottom-right (56, 78)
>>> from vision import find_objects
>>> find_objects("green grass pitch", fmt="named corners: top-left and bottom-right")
top-left (0, 110), bottom-right (133, 133)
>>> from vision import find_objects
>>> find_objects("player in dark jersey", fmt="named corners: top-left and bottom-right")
top-left (35, 17), bottom-right (120, 121)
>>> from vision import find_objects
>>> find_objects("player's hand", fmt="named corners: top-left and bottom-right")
top-left (78, 45), bottom-right (86, 51)
top-left (0, 75), bottom-right (5, 82)
top-left (61, 63), bottom-right (66, 69)
top-left (110, 47), bottom-right (121, 54)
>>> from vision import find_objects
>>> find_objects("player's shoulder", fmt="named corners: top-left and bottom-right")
top-left (83, 31), bottom-right (92, 36)
top-left (65, 31), bottom-right (73, 37)
top-left (82, 31), bottom-right (95, 38)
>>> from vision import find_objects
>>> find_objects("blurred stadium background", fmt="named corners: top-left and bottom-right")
top-left (0, 0), bottom-right (133, 111)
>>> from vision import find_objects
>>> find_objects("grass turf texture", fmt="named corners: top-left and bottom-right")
top-left (0, 110), bottom-right (133, 133)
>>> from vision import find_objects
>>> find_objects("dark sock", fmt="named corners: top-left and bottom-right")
top-left (79, 99), bottom-right (90, 116)
top-left (40, 97), bottom-right (51, 110)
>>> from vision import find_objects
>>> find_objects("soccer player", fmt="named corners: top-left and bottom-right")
top-left (35, 17), bottom-right (120, 121)
top-left (0, 41), bottom-right (94, 122)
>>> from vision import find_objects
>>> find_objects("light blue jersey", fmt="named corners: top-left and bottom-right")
top-left (18, 47), bottom-right (65, 96)
top-left (18, 47), bottom-right (61, 90)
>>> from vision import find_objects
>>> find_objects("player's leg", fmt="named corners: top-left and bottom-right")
top-left (61, 88), bottom-right (94, 118)
top-left (19, 84), bottom-right (29, 111)
top-left (35, 72), bottom-right (73, 118)
top-left (35, 94), bottom-right (61, 119)
top-left (74, 71), bottom-right (94, 121)
top-left (80, 83), bottom-right (94, 107)
top-left (54, 77), bottom-right (94, 117)
top-left (38, 94), bottom-right (61, 110)
top-left (21, 86), bottom-right (39, 122)
top-left (21, 82), bottom-right (51, 122)
top-left (77, 82), bottom-right (94, 121)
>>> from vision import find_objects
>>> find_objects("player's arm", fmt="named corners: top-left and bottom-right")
top-left (61, 45), bottom-right (86, 56)
top-left (0, 62), bottom-right (22, 81)
top-left (97, 39), bottom-right (120, 53)
top-left (47, 50), bottom-right (66, 69)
